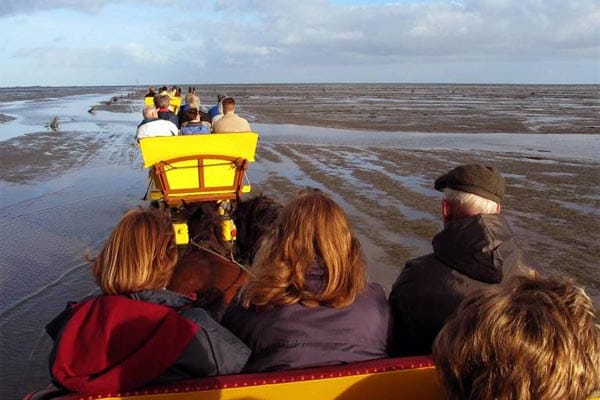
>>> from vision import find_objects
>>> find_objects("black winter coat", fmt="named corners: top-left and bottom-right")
top-left (388, 214), bottom-right (538, 356)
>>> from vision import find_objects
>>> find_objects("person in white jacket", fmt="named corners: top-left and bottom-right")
top-left (136, 106), bottom-right (178, 141)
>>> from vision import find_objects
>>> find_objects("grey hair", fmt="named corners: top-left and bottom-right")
top-left (443, 188), bottom-right (500, 215)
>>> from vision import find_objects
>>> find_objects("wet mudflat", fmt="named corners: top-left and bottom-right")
top-left (203, 83), bottom-right (600, 134)
top-left (0, 84), bottom-right (598, 398)
top-left (250, 135), bottom-right (599, 295)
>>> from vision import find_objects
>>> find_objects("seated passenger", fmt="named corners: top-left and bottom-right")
top-left (388, 164), bottom-right (540, 356)
top-left (433, 274), bottom-right (600, 400)
top-left (154, 93), bottom-right (179, 127)
top-left (221, 189), bottom-right (391, 372)
top-left (208, 93), bottom-right (226, 122)
top-left (212, 97), bottom-right (251, 132)
top-left (158, 86), bottom-right (169, 96)
top-left (45, 208), bottom-right (250, 396)
top-left (179, 93), bottom-right (211, 126)
top-left (144, 86), bottom-right (156, 98)
top-left (136, 105), bottom-right (178, 140)
top-left (180, 108), bottom-right (211, 134)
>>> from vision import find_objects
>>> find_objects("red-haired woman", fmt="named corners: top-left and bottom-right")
top-left (221, 189), bottom-right (391, 372)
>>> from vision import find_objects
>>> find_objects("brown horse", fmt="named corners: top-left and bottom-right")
top-left (167, 195), bottom-right (281, 320)
top-left (233, 194), bottom-right (282, 266)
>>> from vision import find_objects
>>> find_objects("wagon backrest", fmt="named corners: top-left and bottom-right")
top-left (138, 133), bottom-right (259, 205)
top-left (143, 96), bottom-right (182, 114)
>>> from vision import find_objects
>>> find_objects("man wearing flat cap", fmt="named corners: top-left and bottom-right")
top-left (389, 164), bottom-right (539, 356)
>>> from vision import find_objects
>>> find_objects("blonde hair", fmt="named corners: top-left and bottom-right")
top-left (92, 208), bottom-right (178, 295)
top-left (185, 93), bottom-right (200, 109)
top-left (240, 189), bottom-right (366, 309)
top-left (433, 274), bottom-right (600, 400)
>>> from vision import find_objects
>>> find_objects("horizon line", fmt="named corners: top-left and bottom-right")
top-left (2, 81), bottom-right (600, 89)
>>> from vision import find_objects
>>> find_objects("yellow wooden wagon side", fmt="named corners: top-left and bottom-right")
top-left (25, 356), bottom-right (445, 400)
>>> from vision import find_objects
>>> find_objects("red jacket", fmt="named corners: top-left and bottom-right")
top-left (47, 292), bottom-right (249, 395)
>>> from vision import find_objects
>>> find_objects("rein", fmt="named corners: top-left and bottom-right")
top-left (188, 239), bottom-right (255, 277)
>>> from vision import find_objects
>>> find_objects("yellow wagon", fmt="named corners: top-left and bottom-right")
top-left (138, 132), bottom-right (259, 244)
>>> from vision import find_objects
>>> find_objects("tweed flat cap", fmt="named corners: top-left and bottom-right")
top-left (434, 164), bottom-right (505, 203)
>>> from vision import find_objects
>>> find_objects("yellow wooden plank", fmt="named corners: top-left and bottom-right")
top-left (164, 159), bottom-right (200, 190)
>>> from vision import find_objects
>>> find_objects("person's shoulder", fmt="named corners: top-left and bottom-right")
top-left (222, 300), bottom-right (258, 320)
top-left (357, 282), bottom-right (390, 308)
top-left (403, 253), bottom-right (438, 271)
top-left (390, 253), bottom-right (439, 292)
top-left (180, 306), bottom-right (212, 325)
top-left (157, 118), bottom-right (178, 130)
top-left (365, 282), bottom-right (387, 297)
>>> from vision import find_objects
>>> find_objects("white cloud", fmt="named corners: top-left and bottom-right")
top-left (203, 0), bottom-right (600, 67)
top-left (12, 43), bottom-right (170, 69)
top-left (0, 0), bottom-right (178, 16)
top-left (124, 43), bottom-right (170, 65)
top-left (1, 0), bottom-right (117, 15)
top-left (1, 0), bottom-right (598, 85)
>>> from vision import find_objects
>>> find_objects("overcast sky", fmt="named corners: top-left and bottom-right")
top-left (1, 0), bottom-right (598, 86)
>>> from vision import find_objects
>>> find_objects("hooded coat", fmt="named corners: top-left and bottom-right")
top-left (46, 290), bottom-right (250, 395)
top-left (388, 213), bottom-right (538, 356)
top-left (221, 261), bottom-right (391, 372)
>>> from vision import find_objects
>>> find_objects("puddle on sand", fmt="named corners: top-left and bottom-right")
top-left (0, 91), bottom-right (139, 141)
top-left (553, 200), bottom-right (600, 216)
top-left (253, 123), bottom-right (600, 162)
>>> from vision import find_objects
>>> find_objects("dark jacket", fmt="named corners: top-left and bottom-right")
top-left (46, 290), bottom-right (250, 395)
top-left (157, 108), bottom-right (180, 127)
top-left (389, 213), bottom-right (538, 356)
top-left (221, 263), bottom-right (391, 372)
top-left (179, 105), bottom-right (211, 125)
top-left (208, 104), bottom-right (221, 120)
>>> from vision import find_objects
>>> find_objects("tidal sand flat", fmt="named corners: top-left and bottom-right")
top-left (0, 84), bottom-right (598, 397)
top-left (202, 83), bottom-right (600, 134)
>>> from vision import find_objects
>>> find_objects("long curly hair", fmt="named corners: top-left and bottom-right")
top-left (239, 189), bottom-right (366, 309)
top-left (433, 274), bottom-right (600, 400)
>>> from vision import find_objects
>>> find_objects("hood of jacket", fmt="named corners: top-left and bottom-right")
top-left (51, 292), bottom-right (198, 395)
top-left (432, 213), bottom-right (519, 284)
top-left (304, 258), bottom-right (328, 293)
